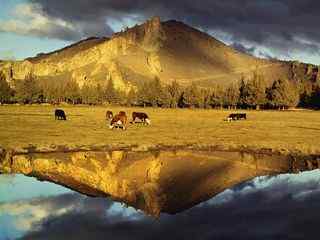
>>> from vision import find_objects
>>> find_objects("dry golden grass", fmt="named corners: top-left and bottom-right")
top-left (0, 105), bottom-right (320, 154)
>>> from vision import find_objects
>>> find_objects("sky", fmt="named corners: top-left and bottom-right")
top-left (0, 0), bottom-right (320, 64)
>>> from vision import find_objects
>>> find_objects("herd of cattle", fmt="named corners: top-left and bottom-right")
top-left (54, 109), bottom-right (247, 129)
top-left (107, 110), bottom-right (151, 130)
top-left (54, 109), bottom-right (151, 130)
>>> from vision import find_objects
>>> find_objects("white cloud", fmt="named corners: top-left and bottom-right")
top-left (0, 3), bottom-right (82, 41)
top-left (0, 200), bottom-right (74, 231)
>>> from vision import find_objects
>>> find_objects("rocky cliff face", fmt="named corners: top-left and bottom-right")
top-left (0, 17), bottom-right (319, 91)
top-left (291, 61), bottom-right (320, 83)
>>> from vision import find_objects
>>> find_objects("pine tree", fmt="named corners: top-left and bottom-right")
top-left (55, 80), bottom-right (66, 103)
top-left (166, 80), bottom-right (181, 108)
top-left (178, 91), bottom-right (188, 108)
top-left (149, 77), bottom-right (163, 107)
top-left (126, 88), bottom-right (138, 106)
top-left (64, 79), bottom-right (80, 104)
top-left (210, 85), bottom-right (225, 108)
top-left (137, 81), bottom-right (150, 107)
top-left (0, 72), bottom-right (12, 103)
top-left (252, 71), bottom-right (267, 110)
top-left (96, 84), bottom-right (104, 105)
top-left (267, 78), bottom-right (299, 109)
top-left (309, 84), bottom-right (320, 109)
top-left (224, 83), bottom-right (239, 109)
top-left (240, 80), bottom-right (255, 108)
top-left (239, 73), bottom-right (266, 109)
top-left (184, 82), bottom-right (201, 108)
top-left (160, 87), bottom-right (171, 108)
top-left (81, 84), bottom-right (97, 104)
top-left (137, 77), bottom-right (167, 107)
top-left (15, 73), bottom-right (41, 104)
top-left (39, 78), bottom-right (63, 103)
top-left (299, 81), bottom-right (314, 108)
top-left (199, 88), bottom-right (212, 109)
top-left (105, 78), bottom-right (120, 104)
top-left (117, 90), bottom-right (127, 105)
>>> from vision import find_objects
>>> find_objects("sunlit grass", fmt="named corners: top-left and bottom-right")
top-left (0, 105), bottom-right (320, 154)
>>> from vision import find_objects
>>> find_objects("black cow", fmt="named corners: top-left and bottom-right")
top-left (55, 109), bottom-right (67, 120)
top-left (226, 113), bottom-right (247, 121)
top-left (106, 110), bottom-right (113, 121)
top-left (130, 112), bottom-right (151, 125)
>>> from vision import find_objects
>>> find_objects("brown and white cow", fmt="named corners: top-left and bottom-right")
top-left (118, 111), bottom-right (126, 116)
top-left (130, 112), bottom-right (151, 125)
top-left (225, 113), bottom-right (247, 122)
top-left (109, 112), bottom-right (128, 130)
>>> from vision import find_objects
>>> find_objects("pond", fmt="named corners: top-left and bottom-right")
top-left (1, 150), bottom-right (320, 239)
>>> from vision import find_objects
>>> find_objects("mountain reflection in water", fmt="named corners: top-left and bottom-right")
top-left (1, 170), bottom-right (320, 240)
top-left (2, 149), bottom-right (309, 216)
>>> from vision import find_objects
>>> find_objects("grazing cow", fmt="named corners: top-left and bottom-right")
top-left (130, 112), bottom-right (151, 125)
top-left (226, 113), bottom-right (247, 122)
top-left (106, 110), bottom-right (113, 121)
top-left (55, 109), bottom-right (67, 120)
top-left (238, 113), bottom-right (247, 120)
top-left (118, 111), bottom-right (126, 116)
top-left (110, 113), bottom-right (127, 130)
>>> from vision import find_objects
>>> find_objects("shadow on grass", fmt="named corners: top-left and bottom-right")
top-left (290, 126), bottom-right (320, 131)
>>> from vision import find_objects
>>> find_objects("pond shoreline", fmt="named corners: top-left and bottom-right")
top-left (1, 142), bottom-right (320, 159)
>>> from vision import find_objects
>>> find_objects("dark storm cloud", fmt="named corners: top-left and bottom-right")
top-left (17, 170), bottom-right (320, 240)
top-left (27, 0), bottom-right (320, 56)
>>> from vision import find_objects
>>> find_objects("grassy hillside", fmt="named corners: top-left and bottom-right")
top-left (0, 105), bottom-right (319, 155)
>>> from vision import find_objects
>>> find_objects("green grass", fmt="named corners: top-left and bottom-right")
top-left (1, 105), bottom-right (320, 154)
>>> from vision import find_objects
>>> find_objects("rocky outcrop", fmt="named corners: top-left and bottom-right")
top-left (291, 61), bottom-right (320, 82)
top-left (1, 147), bottom-right (317, 216)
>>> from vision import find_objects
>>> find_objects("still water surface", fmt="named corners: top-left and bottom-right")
top-left (1, 170), bottom-right (320, 240)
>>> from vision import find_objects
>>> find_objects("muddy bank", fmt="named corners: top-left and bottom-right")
top-left (2, 142), bottom-right (319, 156)
top-left (1, 145), bottom-right (320, 216)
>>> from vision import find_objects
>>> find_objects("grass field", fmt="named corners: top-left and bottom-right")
top-left (0, 105), bottom-right (320, 155)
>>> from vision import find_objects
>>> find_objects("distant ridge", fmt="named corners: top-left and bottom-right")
top-left (26, 37), bottom-right (109, 63)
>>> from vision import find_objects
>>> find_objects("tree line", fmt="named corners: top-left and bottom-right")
top-left (0, 71), bottom-right (320, 109)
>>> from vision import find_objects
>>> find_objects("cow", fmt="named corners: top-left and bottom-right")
top-left (55, 109), bottom-right (67, 120)
top-left (226, 113), bottom-right (247, 122)
top-left (109, 113), bottom-right (128, 130)
top-left (130, 112), bottom-right (151, 125)
top-left (238, 113), bottom-right (247, 120)
top-left (118, 111), bottom-right (126, 116)
top-left (106, 110), bottom-right (113, 121)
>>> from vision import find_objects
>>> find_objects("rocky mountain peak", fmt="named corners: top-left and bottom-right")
top-left (1, 17), bottom-right (319, 93)
top-left (110, 16), bottom-right (165, 52)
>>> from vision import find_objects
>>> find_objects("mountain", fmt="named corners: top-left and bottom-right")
top-left (0, 17), bottom-right (319, 91)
